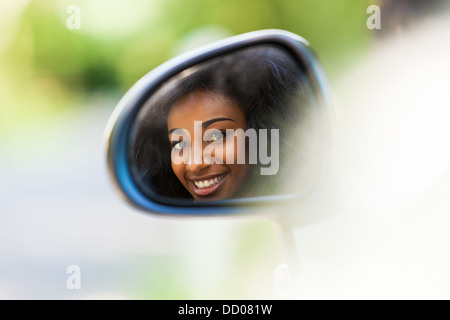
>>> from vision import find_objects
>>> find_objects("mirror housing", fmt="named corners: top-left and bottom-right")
top-left (105, 29), bottom-right (333, 215)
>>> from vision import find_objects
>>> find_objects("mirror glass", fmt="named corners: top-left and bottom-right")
top-left (129, 44), bottom-right (322, 205)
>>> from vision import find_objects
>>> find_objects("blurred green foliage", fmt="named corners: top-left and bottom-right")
top-left (0, 0), bottom-right (372, 118)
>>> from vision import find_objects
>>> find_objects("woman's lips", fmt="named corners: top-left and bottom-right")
top-left (191, 173), bottom-right (227, 197)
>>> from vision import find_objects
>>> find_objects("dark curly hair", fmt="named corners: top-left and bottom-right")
top-left (131, 44), bottom-right (314, 201)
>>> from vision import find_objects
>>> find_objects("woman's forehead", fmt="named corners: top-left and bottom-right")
top-left (167, 91), bottom-right (245, 127)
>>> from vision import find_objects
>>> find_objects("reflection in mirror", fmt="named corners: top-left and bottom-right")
top-left (130, 45), bottom-right (319, 205)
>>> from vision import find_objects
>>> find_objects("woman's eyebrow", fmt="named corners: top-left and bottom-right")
top-left (202, 117), bottom-right (235, 128)
top-left (168, 118), bottom-right (235, 134)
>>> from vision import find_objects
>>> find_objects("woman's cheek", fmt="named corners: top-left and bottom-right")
top-left (171, 162), bottom-right (185, 185)
top-left (221, 138), bottom-right (238, 165)
top-left (231, 131), bottom-right (247, 164)
top-left (213, 143), bottom-right (226, 164)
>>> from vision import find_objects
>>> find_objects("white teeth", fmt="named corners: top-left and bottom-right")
top-left (193, 174), bottom-right (225, 189)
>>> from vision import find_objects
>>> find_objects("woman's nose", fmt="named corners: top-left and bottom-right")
top-left (186, 147), bottom-right (212, 173)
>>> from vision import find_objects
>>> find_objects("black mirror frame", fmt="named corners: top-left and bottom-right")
top-left (105, 29), bottom-right (333, 216)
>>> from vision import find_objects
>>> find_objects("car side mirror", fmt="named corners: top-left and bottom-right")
top-left (105, 29), bottom-right (333, 215)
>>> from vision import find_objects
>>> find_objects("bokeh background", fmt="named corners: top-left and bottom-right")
top-left (1, 0), bottom-right (450, 299)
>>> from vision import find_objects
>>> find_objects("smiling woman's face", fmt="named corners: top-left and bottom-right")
top-left (167, 90), bottom-right (249, 201)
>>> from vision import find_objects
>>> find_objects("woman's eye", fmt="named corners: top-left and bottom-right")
top-left (172, 140), bottom-right (187, 150)
top-left (207, 131), bottom-right (225, 142)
